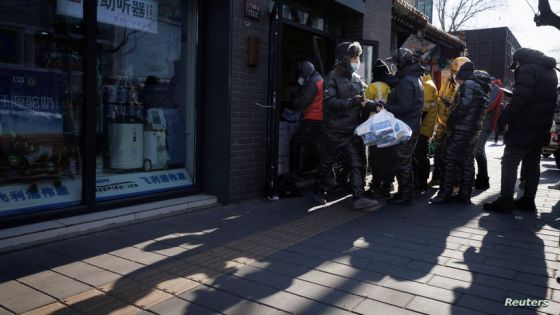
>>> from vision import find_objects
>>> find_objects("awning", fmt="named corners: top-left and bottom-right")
top-left (392, 0), bottom-right (465, 50)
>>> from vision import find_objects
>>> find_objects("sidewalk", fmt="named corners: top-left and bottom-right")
top-left (0, 142), bottom-right (559, 315)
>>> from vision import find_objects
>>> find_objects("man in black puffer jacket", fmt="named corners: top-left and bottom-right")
top-left (314, 42), bottom-right (381, 210)
top-left (485, 48), bottom-right (558, 213)
top-left (383, 48), bottom-right (424, 205)
top-left (430, 62), bottom-right (491, 205)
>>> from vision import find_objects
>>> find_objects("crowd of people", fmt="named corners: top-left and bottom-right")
top-left (283, 42), bottom-right (559, 212)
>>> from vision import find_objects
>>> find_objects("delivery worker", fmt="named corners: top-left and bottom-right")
top-left (413, 73), bottom-right (439, 194)
top-left (429, 56), bottom-right (471, 187)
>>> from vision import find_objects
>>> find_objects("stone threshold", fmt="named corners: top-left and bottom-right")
top-left (0, 194), bottom-right (218, 253)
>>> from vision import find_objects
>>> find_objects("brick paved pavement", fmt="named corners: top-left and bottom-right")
top-left (0, 142), bottom-right (559, 314)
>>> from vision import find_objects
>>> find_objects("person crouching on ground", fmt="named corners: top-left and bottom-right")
top-left (429, 62), bottom-right (492, 205)
top-left (314, 41), bottom-right (381, 210)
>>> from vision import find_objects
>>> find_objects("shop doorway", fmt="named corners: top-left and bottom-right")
top-left (266, 2), bottom-right (378, 199)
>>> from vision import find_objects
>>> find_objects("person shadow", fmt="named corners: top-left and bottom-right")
top-left (453, 193), bottom-right (560, 315)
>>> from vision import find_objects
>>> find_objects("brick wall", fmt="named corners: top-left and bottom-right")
top-left (229, 0), bottom-right (270, 202)
top-left (364, 0), bottom-right (393, 59)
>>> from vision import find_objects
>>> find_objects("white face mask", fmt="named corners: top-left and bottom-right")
top-left (351, 62), bottom-right (360, 72)
top-left (297, 77), bottom-right (305, 86)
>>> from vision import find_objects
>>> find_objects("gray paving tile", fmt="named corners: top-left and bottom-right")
top-left (180, 285), bottom-right (287, 315)
top-left (0, 280), bottom-right (56, 313)
top-left (0, 307), bottom-right (13, 315)
top-left (210, 275), bottom-right (314, 313)
top-left (52, 261), bottom-right (121, 287)
top-left (353, 299), bottom-right (421, 315)
top-left (145, 297), bottom-right (218, 315)
top-left (18, 270), bottom-right (91, 299)
top-left (407, 296), bottom-right (486, 315)
top-left (427, 275), bottom-right (507, 302)
top-left (381, 278), bottom-right (457, 303)
top-left (83, 254), bottom-right (145, 275)
top-left (457, 294), bottom-right (539, 315)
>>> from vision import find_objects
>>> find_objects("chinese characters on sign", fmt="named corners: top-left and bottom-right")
top-left (245, 0), bottom-right (261, 20)
top-left (57, 0), bottom-right (158, 34)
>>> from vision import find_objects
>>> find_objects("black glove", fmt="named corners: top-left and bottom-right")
top-left (351, 95), bottom-right (364, 107)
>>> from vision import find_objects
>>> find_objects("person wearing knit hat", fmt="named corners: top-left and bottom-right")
top-left (313, 41), bottom-right (381, 210)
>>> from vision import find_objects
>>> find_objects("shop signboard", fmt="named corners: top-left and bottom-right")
top-left (0, 169), bottom-right (193, 216)
top-left (57, 0), bottom-right (158, 34)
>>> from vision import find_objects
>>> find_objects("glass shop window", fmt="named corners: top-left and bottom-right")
top-left (94, 0), bottom-right (196, 201)
top-left (0, 0), bottom-right (84, 216)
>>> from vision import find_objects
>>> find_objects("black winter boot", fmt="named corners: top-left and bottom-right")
top-left (483, 196), bottom-right (515, 213)
top-left (474, 176), bottom-right (490, 190)
top-left (514, 196), bottom-right (537, 212)
top-left (429, 194), bottom-right (453, 205)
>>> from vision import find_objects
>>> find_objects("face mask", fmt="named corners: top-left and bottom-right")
top-left (297, 77), bottom-right (305, 86)
top-left (351, 62), bottom-right (360, 72)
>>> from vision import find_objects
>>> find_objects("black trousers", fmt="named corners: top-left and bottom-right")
top-left (315, 133), bottom-right (366, 199)
top-left (388, 135), bottom-right (418, 201)
top-left (413, 134), bottom-right (430, 189)
top-left (474, 128), bottom-right (492, 178)
top-left (438, 130), bottom-right (479, 199)
top-left (368, 146), bottom-right (394, 192)
top-left (288, 120), bottom-right (322, 180)
top-left (500, 145), bottom-right (541, 200)
top-left (431, 130), bottom-right (447, 181)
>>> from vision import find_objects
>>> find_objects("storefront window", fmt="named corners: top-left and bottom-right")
top-left (0, 1), bottom-right (84, 216)
top-left (93, 0), bottom-right (196, 201)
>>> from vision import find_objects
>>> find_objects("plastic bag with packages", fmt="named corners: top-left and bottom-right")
top-left (355, 109), bottom-right (412, 148)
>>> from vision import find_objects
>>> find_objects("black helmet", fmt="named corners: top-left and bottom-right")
top-left (386, 48), bottom-right (415, 70)
top-left (372, 59), bottom-right (390, 81)
top-left (335, 41), bottom-right (362, 65)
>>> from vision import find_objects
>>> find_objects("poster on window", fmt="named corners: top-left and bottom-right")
top-left (57, 0), bottom-right (158, 34)
top-left (0, 68), bottom-right (64, 137)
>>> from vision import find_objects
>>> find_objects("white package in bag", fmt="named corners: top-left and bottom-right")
top-left (355, 109), bottom-right (412, 148)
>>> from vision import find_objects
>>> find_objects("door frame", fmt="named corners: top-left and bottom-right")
top-left (265, 1), bottom-right (379, 198)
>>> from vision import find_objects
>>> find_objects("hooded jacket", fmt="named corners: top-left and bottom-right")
top-left (292, 70), bottom-right (324, 121)
top-left (501, 49), bottom-right (558, 147)
top-left (419, 74), bottom-right (439, 138)
top-left (323, 64), bottom-right (370, 134)
top-left (384, 63), bottom-right (424, 133)
top-left (447, 70), bottom-right (492, 133)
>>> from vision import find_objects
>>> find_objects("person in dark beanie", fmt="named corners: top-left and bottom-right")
top-left (314, 42), bottom-right (381, 210)
top-left (430, 62), bottom-right (492, 205)
top-left (383, 48), bottom-right (424, 205)
top-left (280, 61), bottom-right (324, 197)
top-left (484, 48), bottom-right (558, 213)
top-left (365, 59), bottom-right (399, 199)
